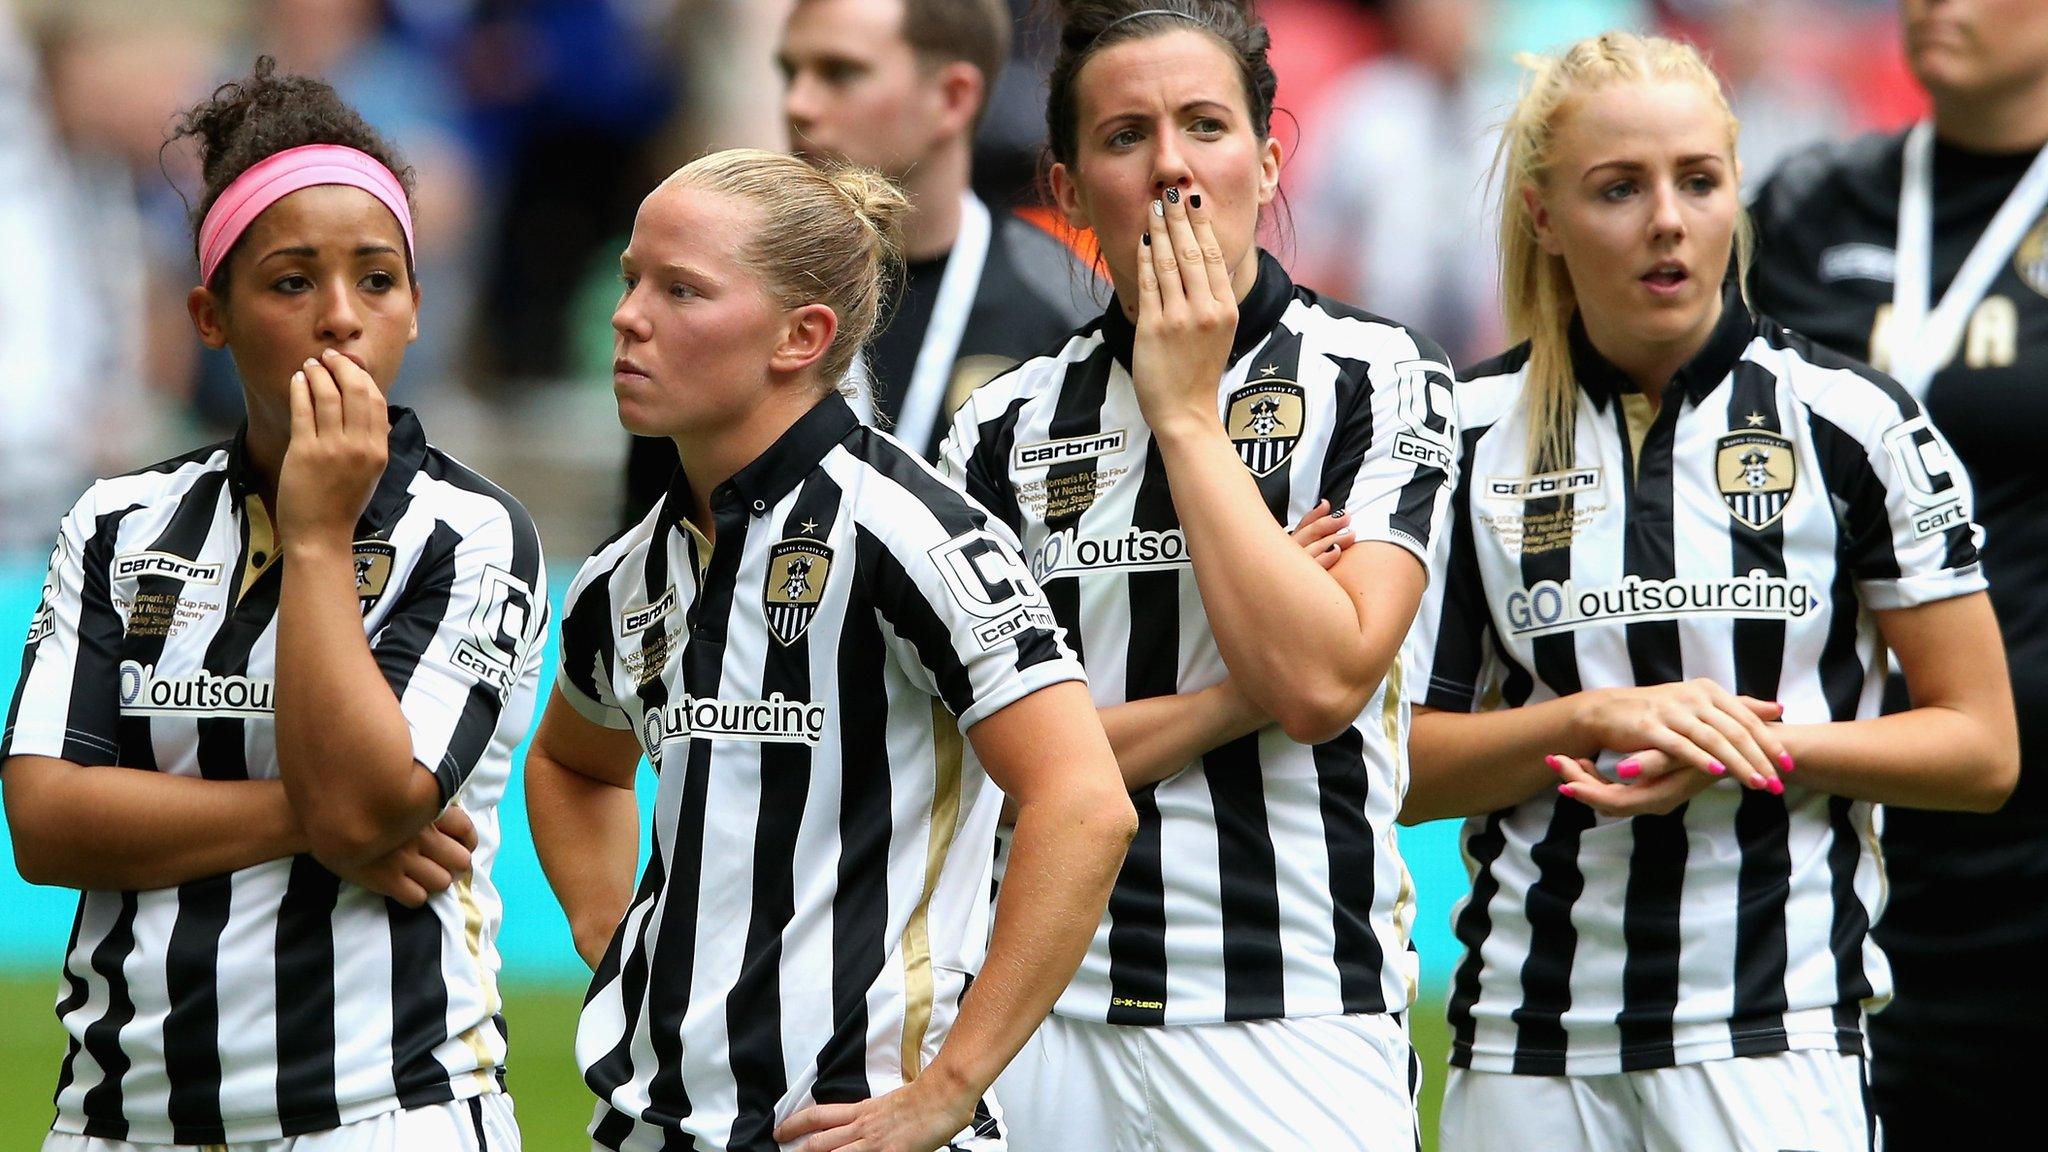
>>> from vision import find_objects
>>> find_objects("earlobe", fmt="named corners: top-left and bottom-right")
top-left (1524, 186), bottom-right (1563, 256)
top-left (938, 62), bottom-right (984, 140)
top-left (1049, 163), bottom-right (1090, 230)
top-left (771, 303), bottom-right (839, 376)
top-left (1256, 137), bottom-right (1283, 206)
top-left (187, 286), bottom-right (229, 350)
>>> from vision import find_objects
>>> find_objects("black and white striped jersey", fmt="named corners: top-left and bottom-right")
top-left (0, 408), bottom-right (547, 1142)
top-left (1413, 299), bottom-right (1987, 1075)
top-left (940, 251), bottom-right (1457, 1026)
top-left (555, 394), bottom-right (1083, 1152)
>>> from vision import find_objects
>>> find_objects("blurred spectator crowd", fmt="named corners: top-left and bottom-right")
top-left (0, 0), bottom-right (1928, 556)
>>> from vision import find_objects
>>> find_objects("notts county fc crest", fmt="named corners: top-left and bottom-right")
top-left (1225, 377), bottom-right (1305, 477)
top-left (352, 541), bottom-right (396, 611)
top-left (764, 538), bottom-right (833, 646)
top-left (1716, 429), bottom-right (1796, 530)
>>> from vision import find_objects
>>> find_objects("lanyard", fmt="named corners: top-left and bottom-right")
top-left (847, 191), bottom-right (993, 449)
top-left (1891, 120), bottom-right (2048, 397)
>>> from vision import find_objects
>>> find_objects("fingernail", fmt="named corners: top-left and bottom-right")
top-left (305, 357), bottom-right (319, 367)
top-left (1190, 193), bottom-right (1202, 209)
top-left (1151, 199), bottom-right (1164, 217)
top-left (1707, 761), bottom-right (1727, 776)
top-left (292, 371), bottom-right (305, 385)
top-left (1779, 752), bottom-right (1795, 774)
top-left (1767, 778), bottom-right (1786, 796)
top-left (1558, 784), bottom-right (1576, 798)
top-left (1165, 186), bottom-right (1180, 204)
top-left (1142, 233), bottom-right (1151, 246)
top-left (1332, 508), bottom-right (1346, 517)
top-left (1616, 759), bottom-right (1641, 780)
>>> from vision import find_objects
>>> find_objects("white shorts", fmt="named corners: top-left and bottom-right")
top-left (44, 1094), bottom-right (519, 1152)
top-left (996, 1011), bottom-right (1418, 1152)
top-left (1441, 1050), bottom-right (1877, 1152)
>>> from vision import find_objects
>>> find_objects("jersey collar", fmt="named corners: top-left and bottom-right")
top-left (225, 405), bottom-right (429, 538)
top-left (1568, 282), bottom-right (1757, 411)
top-left (1098, 248), bottom-right (1293, 373)
top-left (666, 391), bottom-right (862, 524)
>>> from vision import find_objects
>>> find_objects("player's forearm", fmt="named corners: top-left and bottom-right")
top-left (1098, 682), bottom-right (1265, 790)
top-left (527, 746), bottom-right (640, 967)
top-left (925, 784), bottom-right (1134, 1103)
top-left (274, 539), bottom-right (439, 866)
top-left (3, 756), bottom-right (307, 889)
top-left (1150, 421), bottom-right (1385, 739)
top-left (1403, 700), bottom-right (1591, 824)
top-left (1777, 708), bottom-right (2018, 812)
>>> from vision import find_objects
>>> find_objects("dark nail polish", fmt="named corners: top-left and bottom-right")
top-left (1190, 193), bottom-right (1202, 209)
top-left (1165, 186), bottom-right (1180, 204)
top-left (1142, 233), bottom-right (1150, 246)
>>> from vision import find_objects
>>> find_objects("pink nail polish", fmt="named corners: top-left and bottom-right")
top-left (1767, 778), bottom-right (1785, 796)
top-left (1707, 761), bottom-right (1727, 776)
top-left (1545, 755), bottom-right (1566, 774)
top-left (1779, 752), bottom-right (1795, 774)
top-left (1616, 759), bottom-right (1641, 780)
top-left (1557, 784), bottom-right (1576, 798)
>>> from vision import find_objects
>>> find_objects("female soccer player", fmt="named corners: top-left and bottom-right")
top-left (1747, 1), bottom-right (2048, 1141)
top-left (1407, 32), bottom-right (2019, 1151)
top-left (524, 148), bottom-right (1135, 1152)
top-left (940, 3), bottom-right (1457, 1148)
top-left (2, 59), bottom-right (542, 1150)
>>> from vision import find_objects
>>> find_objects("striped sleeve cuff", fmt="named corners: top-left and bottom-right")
top-left (953, 658), bottom-right (1088, 734)
top-left (0, 725), bottom-right (120, 764)
top-left (1856, 565), bottom-right (1988, 612)
top-left (555, 673), bottom-right (635, 731)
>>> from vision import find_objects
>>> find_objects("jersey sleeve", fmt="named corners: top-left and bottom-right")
top-left (937, 387), bottom-right (1026, 536)
top-left (553, 550), bottom-right (635, 731)
top-left (1, 491), bottom-right (123, 765)
top-left (1330, 336), bottom-right (1460, 571)
top-left (1406, 427), bottom-right (1498, 712)
top-left (1844, 405), bottom-right (1987, 610)
top-left (860, 458), bottom-right (1084, 732)
top-left (371, 511), bottom-right (550, 802)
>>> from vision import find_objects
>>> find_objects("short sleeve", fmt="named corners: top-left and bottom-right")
top-left (1406, 429), bottom-right (1497, 712)
top-left (553, 551), bottom-right (635, 731)
top-left (856, 458), bottom-right (1084, 732)
top-left (1848, 409), bottom-right (1986, 610)
top-left (1333, 341), bottom-right (1459, 570)
top-left (937, 389), bottom-right (1025, 535)
top-left (372, 513), bottom-right (550, 802)
top-left (2, 493), bottom-right (123, 765)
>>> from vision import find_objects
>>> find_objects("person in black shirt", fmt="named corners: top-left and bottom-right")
top-left (1747, 0), bottom-right (2048, 1143)
top-left (621, 0), bottom-right (1096, 524)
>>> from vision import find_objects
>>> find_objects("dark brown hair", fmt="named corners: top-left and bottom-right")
top-left (903, 0), bottom-right (1012, 116)
top-left (167, 56), bottom-right (416, 295)
top-left (1045, 0), bottom-right (1279, 167)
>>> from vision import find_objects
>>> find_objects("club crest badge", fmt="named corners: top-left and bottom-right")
top-left (2015, 213), bottom-right (2048, 300)
top-left (1225, 376), bottom-right (1304, 477)
top-left (1716, 429), bottom-right (1796, 530)
top-left (353, 541), bottom-right (396, 610)
top-left (764, 538), bottom-right (833, 646)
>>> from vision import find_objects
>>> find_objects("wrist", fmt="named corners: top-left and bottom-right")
top-left (1561, 690), bottom-right (1605, 756)
top-left (283, 530), bottom-right (354, 564)
top-left (912, 1056), bottom-right (982, 1118)
top-left (1143, 403), bottom-right (1225, 445)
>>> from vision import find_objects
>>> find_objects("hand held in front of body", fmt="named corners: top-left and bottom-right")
top-left (1131, 184), bottom-right (1237, 435)
top-left (277, 347), bottom-right (389, 547)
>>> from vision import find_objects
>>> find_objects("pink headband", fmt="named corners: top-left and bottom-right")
top-left (197, 144), bottom-right (414, 285)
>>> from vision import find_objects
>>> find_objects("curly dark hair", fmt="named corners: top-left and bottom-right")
top-left (167, 56), bottom-right (417, 294)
